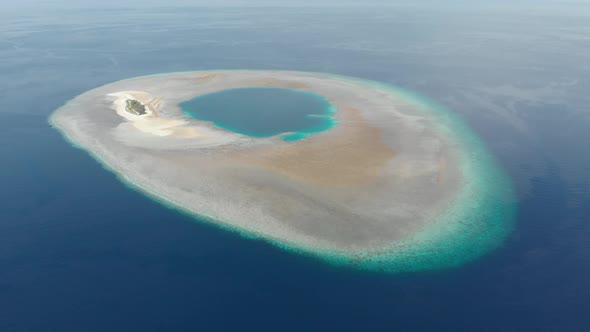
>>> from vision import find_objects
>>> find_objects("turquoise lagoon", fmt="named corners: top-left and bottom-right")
top-left (180, 87), bottom-right (337, 141)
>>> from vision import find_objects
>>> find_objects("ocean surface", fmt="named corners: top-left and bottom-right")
top-left (1, 3), bottom-right (590, 331)
top-left (181, 87), bottom-right (336, 141)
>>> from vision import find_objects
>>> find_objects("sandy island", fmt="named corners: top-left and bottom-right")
top-left (49, 70), bottom-right (514, 272)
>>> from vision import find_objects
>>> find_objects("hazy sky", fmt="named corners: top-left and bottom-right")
top-left (3, 0), bottom-right (588, 8)
top-left (2, 0), bottom-right (588, 24)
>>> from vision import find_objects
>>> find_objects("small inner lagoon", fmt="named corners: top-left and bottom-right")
top-left (180, 87), bottom-right (337, 141)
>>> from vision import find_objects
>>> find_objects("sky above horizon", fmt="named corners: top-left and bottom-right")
top-left (1, 0), bottom-right (588, 19)
top-left (3, 0), bottom-right (590, 7)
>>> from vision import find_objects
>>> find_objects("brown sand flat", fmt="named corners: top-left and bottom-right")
top-left (192, 73), bottom-right (224, 85)
top-left (250, 78), bottom-right (311, 90)
top-left (232, 108), bottom-right (395, 187)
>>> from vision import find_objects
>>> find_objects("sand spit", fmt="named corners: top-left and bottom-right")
top-left (49, 70), bottom-right (515, 272)
top-left (107, 91), bottom-right (204, 138)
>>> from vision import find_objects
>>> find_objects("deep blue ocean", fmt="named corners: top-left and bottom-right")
top-left (1, 3), bottom-right (590, 331)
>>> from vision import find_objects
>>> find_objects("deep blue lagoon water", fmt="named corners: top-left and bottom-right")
top-left (181, 87), bottom-right (336, 141)
top-left (1, 2), bottom-right (590, 332)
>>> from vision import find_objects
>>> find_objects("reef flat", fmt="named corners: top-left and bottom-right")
top-left (49, 70), bottom-right (515, 273)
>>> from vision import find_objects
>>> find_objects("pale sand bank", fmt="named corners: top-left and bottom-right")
top-left (108, 91), bottom-right (204, 138)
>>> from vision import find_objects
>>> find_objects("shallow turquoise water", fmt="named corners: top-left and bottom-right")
top-left (180, 87), bottom-right (337, 141)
